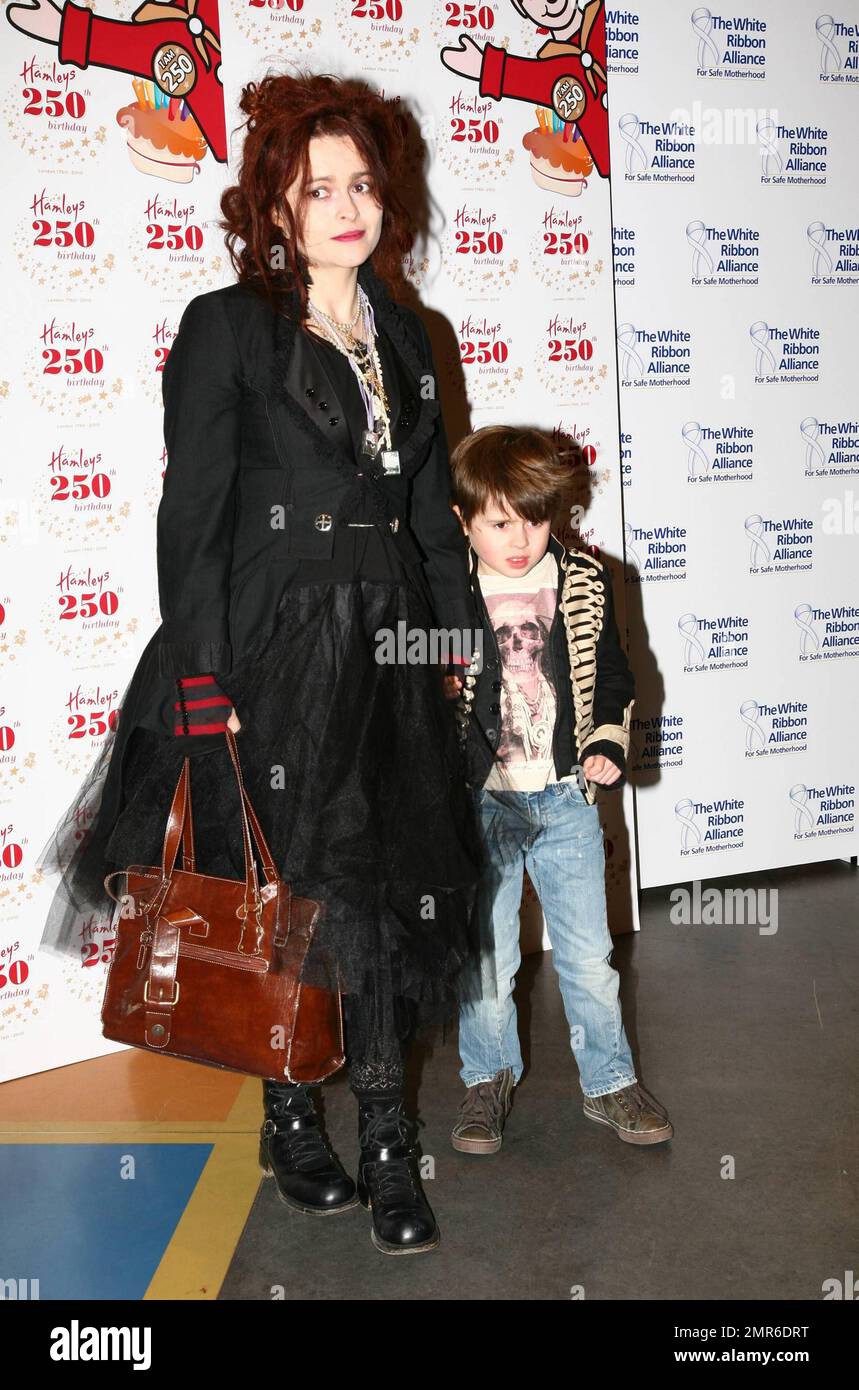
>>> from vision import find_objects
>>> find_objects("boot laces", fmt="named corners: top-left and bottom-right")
top-left (360, 1107), bottom-right (424, 1205)
top-left (359, 1106), bottom-right (418, 1151)
top-left (266, 1090), bottom-right (336, 1171)
top-left (280, 1125), bottom-right (336, 1171)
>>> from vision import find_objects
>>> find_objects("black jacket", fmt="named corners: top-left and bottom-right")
top-left (456, 533), bottom-right (636, 802)
top-left (155, 261), bottom-right (474, 682)
top-left (94, 264), bottom-right (475, 835)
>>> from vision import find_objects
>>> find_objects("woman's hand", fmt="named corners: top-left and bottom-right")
top-left (443, 673), bottom-right (463, 701)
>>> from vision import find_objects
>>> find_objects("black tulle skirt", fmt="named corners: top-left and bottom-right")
top-left (38, 563), bottom-right (486, 1044)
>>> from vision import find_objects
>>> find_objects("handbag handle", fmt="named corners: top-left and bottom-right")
top-left (142, 730), bottom-right (276, 941)
top-left (174, 741), bottom-right (275, 881)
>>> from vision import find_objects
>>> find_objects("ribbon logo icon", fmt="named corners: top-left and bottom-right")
top-left (678, 613), bottom-right (707, 666)
top-left (807, 221), bottom-right (835, 277)
top-left (623, 521), bottom-right (642, 572)
top-left (744, 514), bottom-right (771, 571)
top-left (686, 220), bottom-right (715, 278)
top-left (617, 321), bottom-right (646, 381)
top-left (789, 783), bottom-right (815, 833)
top-left (750, 320), bottom-right (778, 377)
top-left (618, 113), bottom-right (648, 174)
top-left (757, 115), bottom-right (783, 177)
top-left (794, 603), bottom-right (820, 656)
top-left (816, 14), bottom-right (842, 74)
top-left (800, 416), bottom-right (827, 470)
top-left (682, 421), bottom-right (711, 479)
top-left (739, 700), bottom-right (767, 753)
top-left (674, 798), bottom-right (702, 851)
top-left (691, 7), bottom-right (722, 69)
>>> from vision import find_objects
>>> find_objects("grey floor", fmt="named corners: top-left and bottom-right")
top-left (219, 860), bottom-right (858, 1300)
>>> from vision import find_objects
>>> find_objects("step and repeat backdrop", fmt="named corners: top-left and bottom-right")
top-left (2, 0), bottom-right (636, 1079)
top-left (1, 2), bottom-right (855, 1080)
top-left (606, 2), bottom-right (858, 886)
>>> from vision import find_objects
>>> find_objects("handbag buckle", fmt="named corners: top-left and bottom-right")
top-left (144, 979), bottom-right (180, 1007)
top-left (236, 897), bottom-right (264, 955)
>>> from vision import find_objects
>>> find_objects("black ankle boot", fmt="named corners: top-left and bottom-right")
top-left (356, 1095), bottom-right (439, 1254)
top-left (259, 1079), bottom-right (358, 1215)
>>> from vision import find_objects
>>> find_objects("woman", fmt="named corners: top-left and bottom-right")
top-left (37, 72), bottom-right (484, 1256)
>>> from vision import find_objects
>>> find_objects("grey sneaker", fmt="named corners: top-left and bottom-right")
top-left (451, 1068), bottom-right (515, 1154)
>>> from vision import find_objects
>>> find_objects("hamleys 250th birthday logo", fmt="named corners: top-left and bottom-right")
top-left (6, 0), bottom-right (227, 181)
top-left (440, 0), bottom-right (611, 182)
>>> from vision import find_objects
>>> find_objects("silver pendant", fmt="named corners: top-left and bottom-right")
top-left (361, 428), bottom-right (382, 458)
top-left (381, 450), bottom-right (401, 475)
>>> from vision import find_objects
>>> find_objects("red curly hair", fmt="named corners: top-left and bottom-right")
top-left (219, 71), bottom-right (415, 318)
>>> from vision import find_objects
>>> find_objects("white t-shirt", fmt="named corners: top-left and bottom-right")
top-left (477, 550), bottom-right (563, 793)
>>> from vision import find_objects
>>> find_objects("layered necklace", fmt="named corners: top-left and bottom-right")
top-left (306, 285), bottom-right (399, 474)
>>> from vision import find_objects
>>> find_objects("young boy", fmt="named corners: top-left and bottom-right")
top-left (447, 425), bottom-right (672, 1152)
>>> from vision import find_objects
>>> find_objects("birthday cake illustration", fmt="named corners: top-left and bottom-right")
top-left (117, 78), bottom-right (208, 182)
top-left (523, 110), bottom-right (594, 196)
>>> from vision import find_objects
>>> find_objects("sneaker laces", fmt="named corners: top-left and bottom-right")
top-left (611, 1083), bottom-right (668, 1120)
top-left (457, 1079), bottom-right (506, 1131)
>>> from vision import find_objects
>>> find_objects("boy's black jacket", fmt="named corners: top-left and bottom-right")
top-left (456, 533), bottom-right (636, 803)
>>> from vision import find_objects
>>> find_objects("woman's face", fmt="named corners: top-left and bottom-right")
top-left (285, 133), bottom-right (383, 277)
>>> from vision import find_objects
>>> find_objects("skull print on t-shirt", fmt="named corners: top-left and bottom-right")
top-left (478, 550), bottom-right (561, 791)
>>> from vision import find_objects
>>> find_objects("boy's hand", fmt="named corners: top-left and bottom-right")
top-left (582, 753), bottom-right (622, 786)
top-left (443, 673), bottom-right (463, 701)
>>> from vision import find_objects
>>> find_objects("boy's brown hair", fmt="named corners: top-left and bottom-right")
top-left (449, 425), bottom-right (574, 525)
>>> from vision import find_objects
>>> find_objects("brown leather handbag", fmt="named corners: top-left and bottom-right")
top-left (100, 727), bottom-right (344, 1083)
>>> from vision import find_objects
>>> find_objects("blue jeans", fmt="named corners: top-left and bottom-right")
top-left (458, 780), bottom-right (637, 1099)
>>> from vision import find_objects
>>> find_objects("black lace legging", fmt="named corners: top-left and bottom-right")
top-left (341, 988), bottom-right (417, 1093)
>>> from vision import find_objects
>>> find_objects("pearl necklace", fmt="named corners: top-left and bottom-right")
top-left (307, 287), bottom-right (392, 451)
top-left (307, 292), bottom-right (361, 335)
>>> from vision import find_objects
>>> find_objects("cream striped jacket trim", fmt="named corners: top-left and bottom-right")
top-left (456, 547), bottom-right (635, 807)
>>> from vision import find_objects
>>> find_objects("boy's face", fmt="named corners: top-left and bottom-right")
top-left (453, 498), bottom-right (551, 579)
